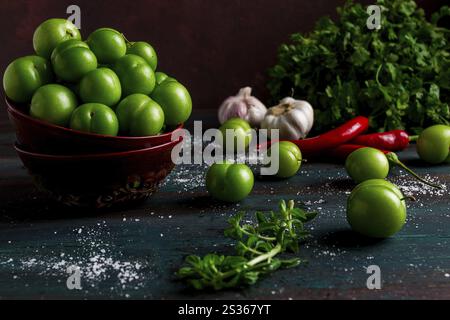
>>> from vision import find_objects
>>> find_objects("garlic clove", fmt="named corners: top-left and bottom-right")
top-left (289, 108), bottom-right (313, 138)
top-left (218, 87), bottom-right (267, 127)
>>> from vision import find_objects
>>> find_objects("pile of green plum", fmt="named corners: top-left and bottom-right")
top-left (3, 18), bottom-right (192, 136)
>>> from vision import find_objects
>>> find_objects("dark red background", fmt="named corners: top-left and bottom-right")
top-left (0, 0), bottom-right (445, 109)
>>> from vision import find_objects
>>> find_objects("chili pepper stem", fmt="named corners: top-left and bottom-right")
top-left (386, 152), bottom-right (443, 189)
top-left (409, 135), bottom-right (419, 142)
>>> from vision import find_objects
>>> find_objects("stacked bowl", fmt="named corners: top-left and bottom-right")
top-left (7, 100), bottom-right (184, 209)
top-left (3, 19), bottom-right (190, 208)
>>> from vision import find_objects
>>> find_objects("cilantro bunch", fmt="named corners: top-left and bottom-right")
top-left (176, 200), bottom-right (317, 290)
top-left (268, 0), bottom-right (450, 133)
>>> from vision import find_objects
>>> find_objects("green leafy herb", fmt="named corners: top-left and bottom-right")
top-left (268, 0), bottom-right (450, 133)
top-left (176, 200), bottom-right (317, 290)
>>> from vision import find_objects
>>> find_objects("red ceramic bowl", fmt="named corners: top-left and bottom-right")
top-left (6, 99), bottom-right (184, 154)
top-left (15, 137), bottom-right (183, 208)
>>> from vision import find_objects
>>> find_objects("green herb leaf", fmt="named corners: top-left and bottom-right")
top-left (268, 0), bottom-right (450, 133)
top-left (176, 200), bottom-right (318, 291)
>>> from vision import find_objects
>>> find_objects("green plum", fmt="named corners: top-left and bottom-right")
top-left (219, 118), bottom-right (252, 151)
top-left (51, 39), bottom-right (97, 82)
top-left (33, 18), bottom-right (81, 59)
top-left (154, 72), bottom-right (177, 85)
top-left (116, 94), bottom-right (164, 136)
top-left (347, 179), bottom-right (407, 238)
top-left (165, 76), bottom-right (178, 83)
top-left (417, 125), bottom-right (450, 164)
top-left (3, 55), bottom-right (53, 103)
top-left (86, 28), bottom-right (127, 64)
top-left (30, 84), bottom-right (77, 127)
top-left (127, 41), bottom-right (158, 70)
top-left (346, 147), bottom-right (442, 189)
top-left (113, 54), bottom-right (156, 96)
top-left (206, 162), bottom-right (254, 202)
top-left (345, 147), bottom-right (389, 183)
top-left (79, 68), bottom-right (122, 107)
top-left (151, 80), bottom-right (192, 125)
top-left (155, 72), bottom-right (169, 85)
top-left (70, 103), bottom-right (119, 136)
top-left (268, 141), bottom-right (302, 178)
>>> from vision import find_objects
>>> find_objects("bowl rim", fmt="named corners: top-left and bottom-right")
top-left (6, 98), bottom-right (184, 140)
top-left (14, 136), bottom-right (183, 160)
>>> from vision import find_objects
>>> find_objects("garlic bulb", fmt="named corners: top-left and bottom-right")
top-left (261, 97), bottom-right (314, 140)
top-left (218, 87), bottom-right (267, 127)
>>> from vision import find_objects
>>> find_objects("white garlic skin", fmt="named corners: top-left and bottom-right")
top-left (261, 97), bottom-right (314, 140)
top-left (218, 87), bottom-right (267, 127)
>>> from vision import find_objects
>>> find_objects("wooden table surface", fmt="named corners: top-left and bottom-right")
top-left (0, 110), bottom-right (449, 300)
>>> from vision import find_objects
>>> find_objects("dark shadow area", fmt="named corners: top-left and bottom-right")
top-left (169, 194), bottom-right (231, 211)
top-left (327, 178), bottom-right (356, 191)
top-left (0, 191), bottom-right (136, 223)
top-left (255, 173), bottom-right (291, 182)
top-left (0, 187), bottom-right (228, 223)
top-left (402, 158), bottom-right (449, 169)
top-left (316, 229), bottom-right (387, 248)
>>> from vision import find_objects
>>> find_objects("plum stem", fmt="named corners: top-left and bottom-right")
top-left (400, 195), bottom-right (417, 202)
top-left (409, 135), bottom-right (419, 142)
top-left (121, 33), bottom-right (133, 46)
top-left (386, 152), bottom-right (443, 189)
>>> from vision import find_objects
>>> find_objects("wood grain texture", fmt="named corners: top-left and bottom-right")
top-left (0, 110), bottom-right (449, 299)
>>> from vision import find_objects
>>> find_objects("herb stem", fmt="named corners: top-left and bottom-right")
top-left (247, 244), bottom-right (282, 267)
top-left (240, 243), bottom-right (265, 256)
top-left (240, 228), bottom-right (277, 242)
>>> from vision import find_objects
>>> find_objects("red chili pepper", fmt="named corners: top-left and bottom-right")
top-left (258, 116), bottom-right (369, 157)
top-left (350, 130), bottom-right (418, 152)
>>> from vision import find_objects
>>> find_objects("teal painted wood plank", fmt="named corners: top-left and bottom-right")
top-left (0, 111), bottom-right (449, 299)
